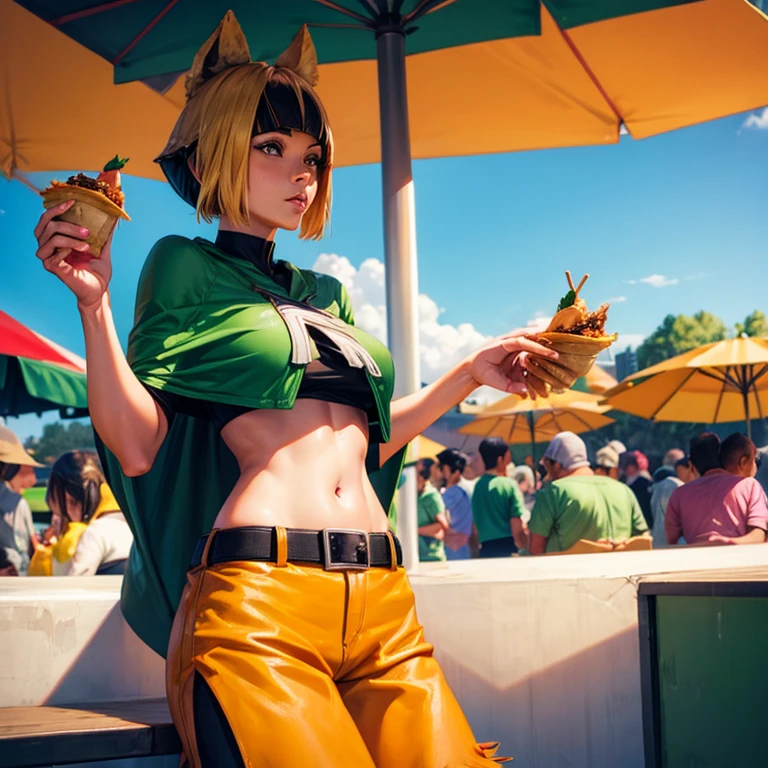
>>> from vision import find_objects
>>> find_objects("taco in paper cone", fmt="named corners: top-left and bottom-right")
top-left (42, 156), bottom-right (130, 257)
top-left (528, 271), bottom-right (617, 393)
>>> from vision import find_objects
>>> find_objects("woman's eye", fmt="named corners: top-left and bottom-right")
top-left (305, 155), bottom-right (322, 168)
top-left (255, 142), bottom-right (282, 156)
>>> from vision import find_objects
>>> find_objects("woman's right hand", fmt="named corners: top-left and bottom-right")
top-left (34, 199), bottom-right (116, 311)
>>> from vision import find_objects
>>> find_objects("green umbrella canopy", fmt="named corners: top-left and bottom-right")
top-left (15, 0), bottom-right (697, 85)
top-left (0, 310), bottom-right (88, 418)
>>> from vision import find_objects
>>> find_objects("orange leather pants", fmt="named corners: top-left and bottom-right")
top-left (166, 547), bottom-right (509, 767)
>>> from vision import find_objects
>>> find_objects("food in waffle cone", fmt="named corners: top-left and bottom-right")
top-left (42, 156), bottom-right (130, 257)
top-left (529, 272), bottom-right (617, 393)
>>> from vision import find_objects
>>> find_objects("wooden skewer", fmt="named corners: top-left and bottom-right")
top-left (575, 274), bottom-right (589, 297)
top-left (565, 271), bottom-right (575, 293)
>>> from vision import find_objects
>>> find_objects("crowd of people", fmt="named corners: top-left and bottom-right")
top-left (0, 425), bottom-right (133, 577)
top-left (3, 419), bottom-right (767, 575)
top-left (416, 430), bottom-right (768, 560)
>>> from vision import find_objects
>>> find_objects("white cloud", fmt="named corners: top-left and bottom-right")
top-left (607, 296), bottom-right (627, 303)
top-left (613, 333), bottom-right (646, 352)
top-left (626, 274), bottom-right (678, 288)
top-left (312, 253), bottom-right (491, 382)
top-left (523, 315), bottom-right (552, 333)
top-left (742, 107), bottom-right (768, 131)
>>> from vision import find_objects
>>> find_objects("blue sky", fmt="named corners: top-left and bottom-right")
top-left (2, 107), bottom-right (767, 439)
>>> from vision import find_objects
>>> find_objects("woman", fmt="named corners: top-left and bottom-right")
top-left (0, 425), bottom-right (41, 575)
top-left (33, 14), bottom-right (555, 767)
top-left (45, 451), bottom-right (133, 576)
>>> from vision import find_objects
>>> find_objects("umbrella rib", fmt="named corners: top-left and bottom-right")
top-left (698, 368), bottom-right (729, 385)
top-left (404, 0), bottom-right (459, 24)
top-left (569, 409), bottom-right (602, 432)
top-left (712, 366), bottom-right (729, 424)
top-left (551, 411), bottom-right (566, 434)
top-left (747, 363), bottom-right (768, 389)
top-left (648, 369), bottom-right (698, 420)
top-left (314, 0), bottom-right (376, 24)
top-left (310, 22), bottom-right (378, 30)
top-left (557, 28), bottom-right (624, 128)
top-left (50, 0), bottom-right (143, 27)
top-left (353, 0), bottom-right (382, 18)
top-left (113, 0), bottom-right (181, 66)
top-left (754, 374), bottom-right (766, 422)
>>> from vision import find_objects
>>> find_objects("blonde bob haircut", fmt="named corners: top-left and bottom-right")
top-left (187, 64), bottom-right (333, 240)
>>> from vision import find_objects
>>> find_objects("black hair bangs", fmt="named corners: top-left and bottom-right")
top-left (253, 80), bottom-right (327, 157)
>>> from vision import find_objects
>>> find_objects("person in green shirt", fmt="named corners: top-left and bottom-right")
top-left (529, 432), bottom-right (649, 554)
top-left (416, 459), bottom-right (449, 562)
top-left (472, 438), bottom-right (528, 558)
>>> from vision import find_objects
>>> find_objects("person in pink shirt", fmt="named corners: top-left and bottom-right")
top-left (666, 432), bottom-right (768, 547)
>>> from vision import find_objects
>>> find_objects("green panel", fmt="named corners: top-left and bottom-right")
top-left (19, 357), bottom-right (88, 409)
top-left (656, 595), bottom-right (768, 768)
top-left (545, 0), bottom-right (701, 29)
top-left (16, 0), bottom-right (542, 84)
top-left (0, 355), bottom-right (88, 417)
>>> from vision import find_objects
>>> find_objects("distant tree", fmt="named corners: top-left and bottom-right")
top-left (735, 310), bottom-right (768, 338)
top-left (25, 421), bottom-right (95, 465)
top-left (637, 311), bottom-right (726, 369)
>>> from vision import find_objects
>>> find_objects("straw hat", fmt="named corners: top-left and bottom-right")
top-left (0, 425), bottom-right (43, 468)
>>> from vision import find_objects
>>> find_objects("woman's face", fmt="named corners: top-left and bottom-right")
top-left (246, 129), bottom-right (322, 234)
top-left (48, 492), bottom-right (83, 531)
top-left (9, 465), bottom-right (36, 493)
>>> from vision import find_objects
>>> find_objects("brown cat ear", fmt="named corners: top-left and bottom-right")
top-left (185, 10), bottom-right (252, 101)
top-left (275, 25), bottom-right (319, 87)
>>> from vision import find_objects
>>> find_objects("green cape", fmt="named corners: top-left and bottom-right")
top-left (97, 236), bottom-right (405, 657)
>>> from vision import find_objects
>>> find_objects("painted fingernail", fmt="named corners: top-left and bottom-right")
top-left (77, 242), bottom-right (89, 250)
top-left (80, 228), bottom-right (89, 237)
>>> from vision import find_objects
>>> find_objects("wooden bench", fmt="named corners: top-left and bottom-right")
top-left (0, 699), bottom-right (181, 768)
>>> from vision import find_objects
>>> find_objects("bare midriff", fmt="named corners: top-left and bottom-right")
top-left (212, 398), bottom-right (389, 533)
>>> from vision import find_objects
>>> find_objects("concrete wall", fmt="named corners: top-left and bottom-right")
top-left (2, 546), bottom-right (767, 766)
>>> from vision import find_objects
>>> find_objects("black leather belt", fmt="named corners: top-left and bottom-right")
top-left (189, 526), bottom-right (403, 571)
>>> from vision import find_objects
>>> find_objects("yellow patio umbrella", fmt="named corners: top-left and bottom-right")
top-left (581, 364), bottom-right (618, 395)
top-left (404, 435), bottom-right (446, 466)
top-left (602, 336), bottom-right (768, 439)
top-left (459, 389), bottom-right (614, 462)
top-left (6, 1), bottom-right (768, 178)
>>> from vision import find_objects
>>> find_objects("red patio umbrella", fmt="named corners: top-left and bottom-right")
top-left (0, 310), bottom-right (88, 418)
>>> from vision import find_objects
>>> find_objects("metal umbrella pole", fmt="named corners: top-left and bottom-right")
top-left (528, 412), bottom-right (536, 467)
top-left (377, 23), bottom-right (421, 571)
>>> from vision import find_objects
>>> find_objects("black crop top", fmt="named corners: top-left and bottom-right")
top-left (146, 230), bottom-right (377, 433)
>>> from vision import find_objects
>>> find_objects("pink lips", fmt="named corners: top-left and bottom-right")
top-left (286, 194), bottom-right (307, 211)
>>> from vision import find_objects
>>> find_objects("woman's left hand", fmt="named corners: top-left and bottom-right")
top-left (467, 329), bottom-right (557, 399)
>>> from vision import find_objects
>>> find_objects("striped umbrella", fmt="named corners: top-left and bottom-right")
top-left (0, 310), bottom-right (88, 418)
top-left (9, 0), bottom-right (768, 400)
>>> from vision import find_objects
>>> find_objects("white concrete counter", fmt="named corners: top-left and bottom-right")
top-left (2, 545), bottom-right (766, 767)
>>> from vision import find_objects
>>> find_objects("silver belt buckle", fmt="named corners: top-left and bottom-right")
top-left (322, 528), bottom-right (371, 570)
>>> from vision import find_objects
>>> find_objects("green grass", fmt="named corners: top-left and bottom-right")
top-left (23, 487), bottom-right (49, 513)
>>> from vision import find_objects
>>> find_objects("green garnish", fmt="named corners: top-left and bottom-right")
top-left (557, 290), bottom-right (576, 311)
top-left (103, 155), bottom-right (130, 172)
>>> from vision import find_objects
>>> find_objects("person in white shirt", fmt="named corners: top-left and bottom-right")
top-left (46, 450), bottom-right (133, 576)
